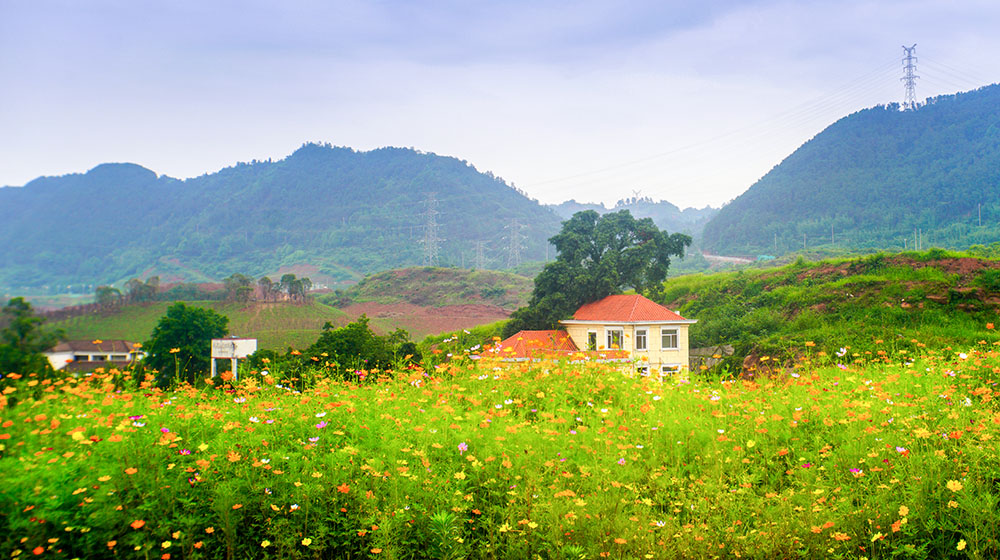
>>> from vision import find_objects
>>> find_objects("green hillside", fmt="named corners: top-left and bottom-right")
top-left (324, 267), bottom-right (532, 309)
top-left (703, 83), bottom-right (1000, 256)
top-left (659, 250), bottom-right (1000, 371)
top-left (0, 144), bottom-right (562, 290)
top-left (51, 301), bottom-right (348, 351)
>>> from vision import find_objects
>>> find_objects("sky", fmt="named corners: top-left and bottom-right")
top-left (2, 1), bottom-right (999, 209)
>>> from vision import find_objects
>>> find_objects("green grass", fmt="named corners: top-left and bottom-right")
top-left (51, 301), bottom-right (348, 351)
top-left (660, 251), bottom-right (1000, 369)
top-left (2, 338), bottom-right (999, 558)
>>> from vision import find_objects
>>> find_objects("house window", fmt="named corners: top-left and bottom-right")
top-left (636, 365), bottom-right (649, 374)
top-left (661, 328), bottom-right (678, 350)
top-left (635, 328), bottom-right (647, 351)
top-left (606, 329), bottom-right (623, 350)
top-left (587, 331), bottom-right (598, 351)
top-left (662, 364), bottom-right (681, 374)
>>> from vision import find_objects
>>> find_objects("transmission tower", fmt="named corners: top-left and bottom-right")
top-left (473, 241), bottom-right (486, 270)
top-left (505, 219), bottom-right (523, 269)
top-left (420, 192), bottom-right (440, 266)
top-left (901, 44), bottom-right (919, 111)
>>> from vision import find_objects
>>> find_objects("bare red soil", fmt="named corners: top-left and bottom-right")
top-left (341, 302), bottom-right (510, 338)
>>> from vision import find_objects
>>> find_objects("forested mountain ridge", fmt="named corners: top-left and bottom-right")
top-left (548, 197), bottom-right (717, 235)
top-left (702, 83), bottom-right (1000, 255)
top-left (0, 144), bottom-right (562, 289)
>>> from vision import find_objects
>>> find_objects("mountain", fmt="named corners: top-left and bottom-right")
top-left (0, 144), bottom-right (562, 290)
top-left (702, 83), bottom-right (1000, 256)
top-left (548, 197), bottom-right (717, 235)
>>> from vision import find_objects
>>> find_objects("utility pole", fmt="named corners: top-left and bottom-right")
top-left (473, 241), bottom-right (486, 270)
top-left (901, 44), bottom-right (919, 111)
top-left (505, 218), bottom-right (523, 269)
top-left (421, 192), bottom-right (440, 266)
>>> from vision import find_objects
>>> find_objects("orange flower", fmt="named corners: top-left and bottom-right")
top-left (205, 527), bottom-right (215, 534)
top-left (988, 323), bottom-right (995, 330)
top-left (337, 483), bottom-right (350, 493)
top-left (232, 504), bottom-right (243, 510)
top-left (33, 546), bottom-right (44, 555)
top-left (131, 519), bottom-right (146, 530)
top-left (613, 537), bottom-right (627, 544)
top-left (124, 467), bottom-right (138, 475)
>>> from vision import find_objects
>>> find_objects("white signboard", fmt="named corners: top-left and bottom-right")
top-left (211, 338), bottom-right (257, 359)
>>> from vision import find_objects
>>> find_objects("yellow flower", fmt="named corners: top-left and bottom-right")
top-left (454, 471), bottom-right (467, 480)
top-left (301, 538), bottom-right (312, 546)
top-left (746, 440), bottom-right (756, 448)
top-left (169, 348), bottom-right (181, 354)
top-left (957, 540), bottom-right (967, 551)
top-left (261, 540), bottom-right (271, 548)
top-left (161, 541), bottom-right (171, 549)
top-left (946, 480), bottom-right (964, 492)
top-left (898, 505), bottom-right (909, 517)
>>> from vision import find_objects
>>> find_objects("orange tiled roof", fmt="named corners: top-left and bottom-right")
top-left (572, 294), bottom-right (688, 322)
top-left (494, 330), bottom-right (629, 362)
top-left (497, 330), bottom-right (578, 359)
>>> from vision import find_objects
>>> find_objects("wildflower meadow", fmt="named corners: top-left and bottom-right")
top-left (1, 338), bottom-right (998, 559)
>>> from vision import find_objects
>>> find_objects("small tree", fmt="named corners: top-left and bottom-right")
top-left (144, 302), bottom-right (228, 386)
top-left (306, 315), bottom-right (410, 375)
top-left (95, 285), bottom-right (123, 307)
top-left (223, 273), bottom-right (254, 303)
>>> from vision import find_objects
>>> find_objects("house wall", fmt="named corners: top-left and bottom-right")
top-left (563, 322), bottom-right (691, 372)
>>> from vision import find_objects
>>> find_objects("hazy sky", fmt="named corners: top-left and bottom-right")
top-left (2, 1), bottom-right (998, 208)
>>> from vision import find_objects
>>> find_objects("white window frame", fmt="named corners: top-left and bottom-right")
top-left (635, 328), bottom-right (647, 351)
top-left (661, 364), bottom-right (681, 374)
top-left (606, 328), bottom-right (624, 350)
top-left (661, 327), bottom-right (678, 350)
top-left (586, 331), bottom-right (598, 351)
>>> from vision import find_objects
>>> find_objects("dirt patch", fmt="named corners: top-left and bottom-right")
top-left (340, 302), bottom-right (510, 339)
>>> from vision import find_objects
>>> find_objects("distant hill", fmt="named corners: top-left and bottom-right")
top-left (548, 197), bottom-right (717, 235)
top-left (0, 144), bottom-right (562, 290)
top-left (323, 266), bottom-right (532, 310)
top-left (702, 84), bottom-right (1000, 256)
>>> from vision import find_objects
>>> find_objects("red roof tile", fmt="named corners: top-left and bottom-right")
top-left (572, 294), bottom-right (688, 322)
top-left (497, 330), bottom-right (578, 359)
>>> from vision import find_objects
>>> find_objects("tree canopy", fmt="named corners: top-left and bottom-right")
top-left (0, 297), bottom-right (61, 376)
top-left (144, 302), bottom-right (229, 386)
top-left (502, 210), bottom-right (691, 337)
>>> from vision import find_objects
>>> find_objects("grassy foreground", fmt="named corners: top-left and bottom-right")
top-left (2, 341), bottom-right (999, 559)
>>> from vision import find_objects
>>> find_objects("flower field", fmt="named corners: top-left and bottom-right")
top-left (2, 343), bottom-right (999, 559)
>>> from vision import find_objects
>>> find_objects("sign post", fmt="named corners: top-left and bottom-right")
top-left (210, 338), bottom-right (257, 380)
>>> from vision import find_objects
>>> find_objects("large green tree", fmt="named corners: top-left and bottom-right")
top-left (0, 297), bottom-right (62, 375)
top-left (144, 302), bottom-right (229, 386)
top-left (503, 210), bottom-right (691, 337)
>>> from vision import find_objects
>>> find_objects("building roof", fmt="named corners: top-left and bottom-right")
top-left (494, 329), bottom-right (629, 362)
top-left (570, 294), bottom-right (689, 323)
top-left (47, 339), bottom-right (141, 353)
top-left (496, 330), bottom-right (578, 359)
